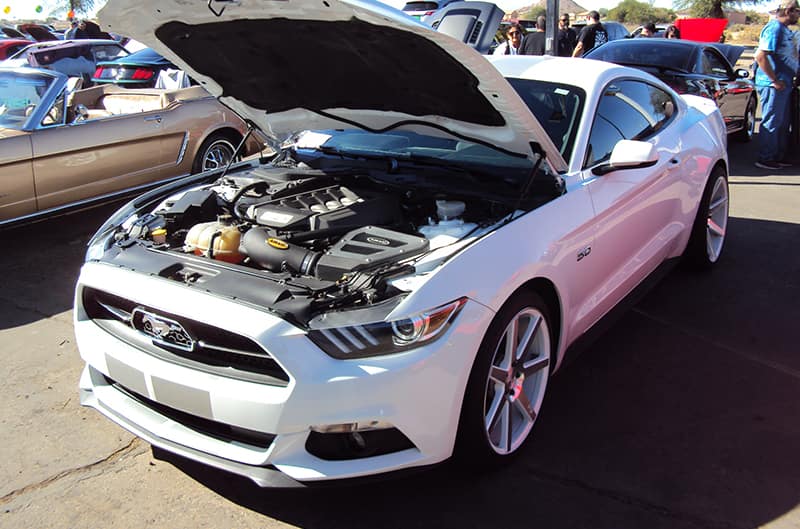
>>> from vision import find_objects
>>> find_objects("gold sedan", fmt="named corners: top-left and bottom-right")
top-left (0, 68), bottom-right (263, 226)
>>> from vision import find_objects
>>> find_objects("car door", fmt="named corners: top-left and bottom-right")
top-left (577, 79), bottom-right (686, 331)
top-left (29, 89), bottom-right (168, 211)
top-left (701, 47), bottom-right (748, 133)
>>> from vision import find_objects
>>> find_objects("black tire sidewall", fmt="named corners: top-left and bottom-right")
top-left (455, 290), bottom-right (553, 465)
top-left (192, 134), bottom-right (236, 174)
top-left (686, 167), bottom-right (728, 269)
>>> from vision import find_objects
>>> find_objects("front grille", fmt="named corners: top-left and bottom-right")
top-left (83, 286), bottom-right (289, 385)
top-left (108, 376), bottom-right (276, 449)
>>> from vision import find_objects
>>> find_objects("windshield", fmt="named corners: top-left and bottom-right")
top-left (506, 78), bottom-right (585, 165)
top-left (588, 42), bottom-right (693, 72)
top-left (0, 71), bottom-right (55, 130)
top-left (293, 129), bottom-right (535, 195)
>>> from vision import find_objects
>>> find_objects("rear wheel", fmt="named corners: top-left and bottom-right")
top-left (684, 167), bottom-right (729, 269)
top-left (734, 96), bottom-right (756, 143)
top-left (192, 134), bottom-right (238, 174)
top-left (457, 291), bottom-right (553, 463)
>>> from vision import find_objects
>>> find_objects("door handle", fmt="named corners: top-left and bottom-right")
top-left (144, 115), bottom-right (162, 123)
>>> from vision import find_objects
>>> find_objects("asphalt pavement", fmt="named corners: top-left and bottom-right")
top-left (0, 134), bottom-right (798, 529)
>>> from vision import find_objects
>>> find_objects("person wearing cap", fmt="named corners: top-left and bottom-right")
top-left (754, 0), bottom-right (800, 170)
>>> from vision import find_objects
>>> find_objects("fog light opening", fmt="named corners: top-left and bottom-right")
top-left (305, 424), bottom-right (415, 461)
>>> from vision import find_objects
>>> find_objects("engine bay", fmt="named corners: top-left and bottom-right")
top-left (99, 158), bottom-right (563, 321)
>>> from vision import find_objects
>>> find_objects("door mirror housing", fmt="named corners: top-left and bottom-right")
top-left (592, 139), bottom-right (658, 176)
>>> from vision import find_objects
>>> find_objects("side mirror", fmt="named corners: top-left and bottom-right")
top-left (73, 103), bottom-right (89, 122)
top-left (592, 140), bottom-right (658, 176)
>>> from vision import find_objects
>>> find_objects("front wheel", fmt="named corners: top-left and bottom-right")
top-left (734, 96), bottom-right (756, 143)
top-left (684, 167), bottom-right (729, 269)
top-left (456, 291), bottom-right (553, 463)
top-left (192, 134), bottom-right (238, 174)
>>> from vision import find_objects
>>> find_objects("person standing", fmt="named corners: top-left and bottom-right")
top-left (64, 19), bottom-right (78, 40)
top-left (493, 23), bottom-right (525, 55)
top-left (557, 14), bottom-right (577, 57)
top-left (572, 11), bottom-right (608, 57)
top-left (521, 15), bottom-right (547, 55)
top-left (754, 0), bottom-right (800, 169)
top-left (638, 22), bottom-right (656, 37)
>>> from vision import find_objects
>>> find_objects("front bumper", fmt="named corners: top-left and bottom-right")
top-left (75, 261), bottom-right (494, 485)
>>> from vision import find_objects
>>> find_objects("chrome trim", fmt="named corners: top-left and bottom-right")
top-left (176, 132), bottom-right (189, 165)
top-left (196, 340), bottom-right (274, 359)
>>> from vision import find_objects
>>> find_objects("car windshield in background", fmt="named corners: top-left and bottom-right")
top-left (588, 41), bottom-right (692, 72)
top-left (0, 71), bottom-right (54, 130)
top-left (506, 78), bottom-right (585, 164)
top-left (295, 129), bottom-right (534, 193)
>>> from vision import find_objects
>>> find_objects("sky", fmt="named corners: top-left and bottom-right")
top-left (0, 0), bottom-right (779, 21)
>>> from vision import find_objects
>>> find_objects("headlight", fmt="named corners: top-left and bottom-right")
top-left (308, 298), bottom-right (466, 359)
top-left (84, 205), bottom-right (138, 262)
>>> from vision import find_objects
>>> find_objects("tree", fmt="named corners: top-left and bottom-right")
top-left (674, 0), bottom-right (760, 19)
top-left (49, 0), bottom-right (99, 18)
top-left (608, 0), bottom-right (675, 24)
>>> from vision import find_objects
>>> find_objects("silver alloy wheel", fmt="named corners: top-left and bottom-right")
top-left (483, 307), bottom-right (550, 455)
top-left (201, 139), bottom-right (236, 171)
top-left (745, 101), bottom-right (756, 140)
top-left (705, 175), bottom-right (729, 262)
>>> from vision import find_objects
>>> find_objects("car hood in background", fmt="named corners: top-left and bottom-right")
top-left (711, 43), bottom-right (746, 68)
top-left (97, 0), bottom-right (564, 168)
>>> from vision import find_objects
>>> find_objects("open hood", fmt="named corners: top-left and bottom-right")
top-left (98, 0), bottom-right (564, 168)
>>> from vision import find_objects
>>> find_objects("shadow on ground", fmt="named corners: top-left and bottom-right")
top-left (155, 215), bottom-right (800, 529)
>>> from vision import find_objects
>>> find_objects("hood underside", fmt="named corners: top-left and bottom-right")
top-left (98, 0), bottom-right (564, 168)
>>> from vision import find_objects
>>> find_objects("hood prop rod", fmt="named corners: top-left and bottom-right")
top-left (509, 141), bottom-right (546, 221)
top-left (218, 121), bottom-right (255, 181)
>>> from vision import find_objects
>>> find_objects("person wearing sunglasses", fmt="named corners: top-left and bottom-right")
top-left (753, 0), bottom-right (800, 170)
top-left (556, 14), bottom-right (576, 56)
top-left (493, 23), bottom-right (525, 55)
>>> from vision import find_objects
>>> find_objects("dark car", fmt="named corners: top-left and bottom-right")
top-left (584, 38), bottom-right (757, 141)
top-left (3, 39), bottom-right (130, 84)
top-left (571, 20), bottom-right (631, 41)
top-left (92, 48), bottom-right (175, 88)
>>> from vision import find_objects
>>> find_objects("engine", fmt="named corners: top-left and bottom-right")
top-left (125, 168), bottom-right (496, 287)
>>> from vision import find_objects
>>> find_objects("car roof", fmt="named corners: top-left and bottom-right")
top-left (588, 38), bottom-right (742, 67)
top-left (488, 54), bottom-right (657, 96)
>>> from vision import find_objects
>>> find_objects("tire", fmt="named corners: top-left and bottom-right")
top-left (456, 290), bottom-right (553, 464)
top-left (192, 133), bottom-right (238, 174)
top-left (684, 167), bottom-right (729, 269)
top-left (733, 96), bottom-right (756, 143)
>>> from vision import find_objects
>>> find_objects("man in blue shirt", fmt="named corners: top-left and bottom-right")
top-left (754, 1), bottom-right (800, 170)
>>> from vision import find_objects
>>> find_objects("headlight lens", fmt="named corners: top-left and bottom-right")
top-left (84, 206), bottom-right (138, 262)
top-left (308, 298), bottom-right (466, 359)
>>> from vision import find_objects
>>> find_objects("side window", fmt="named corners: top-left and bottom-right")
top-left (702, 49), bottom-right (730, 78)
top-left (585, 80), bottom-right (675, 168)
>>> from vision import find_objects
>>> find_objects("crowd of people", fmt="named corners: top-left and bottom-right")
top-left (493, 11), bottom-right (682, 58)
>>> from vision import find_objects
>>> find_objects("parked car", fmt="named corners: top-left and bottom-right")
top-left (92, 48), bottom-right (176, 88)
top-left (75, 0), bottom-right (729, 487)
top-left (427, 1), bottom-right (504, 54)
top-left (401, 0), bottom-right (459, 20)
top-left (2, 39), bottom-right (130, 82)
top-left (0, 39), bottom-right (31, 60)
top-left (630, 23), bottom-right (669, 38)
top-left (584, 38), bottom-right (757, 141)
top-left (0, 67), bottom-right (263, 227)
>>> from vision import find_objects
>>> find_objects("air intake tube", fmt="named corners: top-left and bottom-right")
top-left (241, 228), bottom-right (320, 274)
